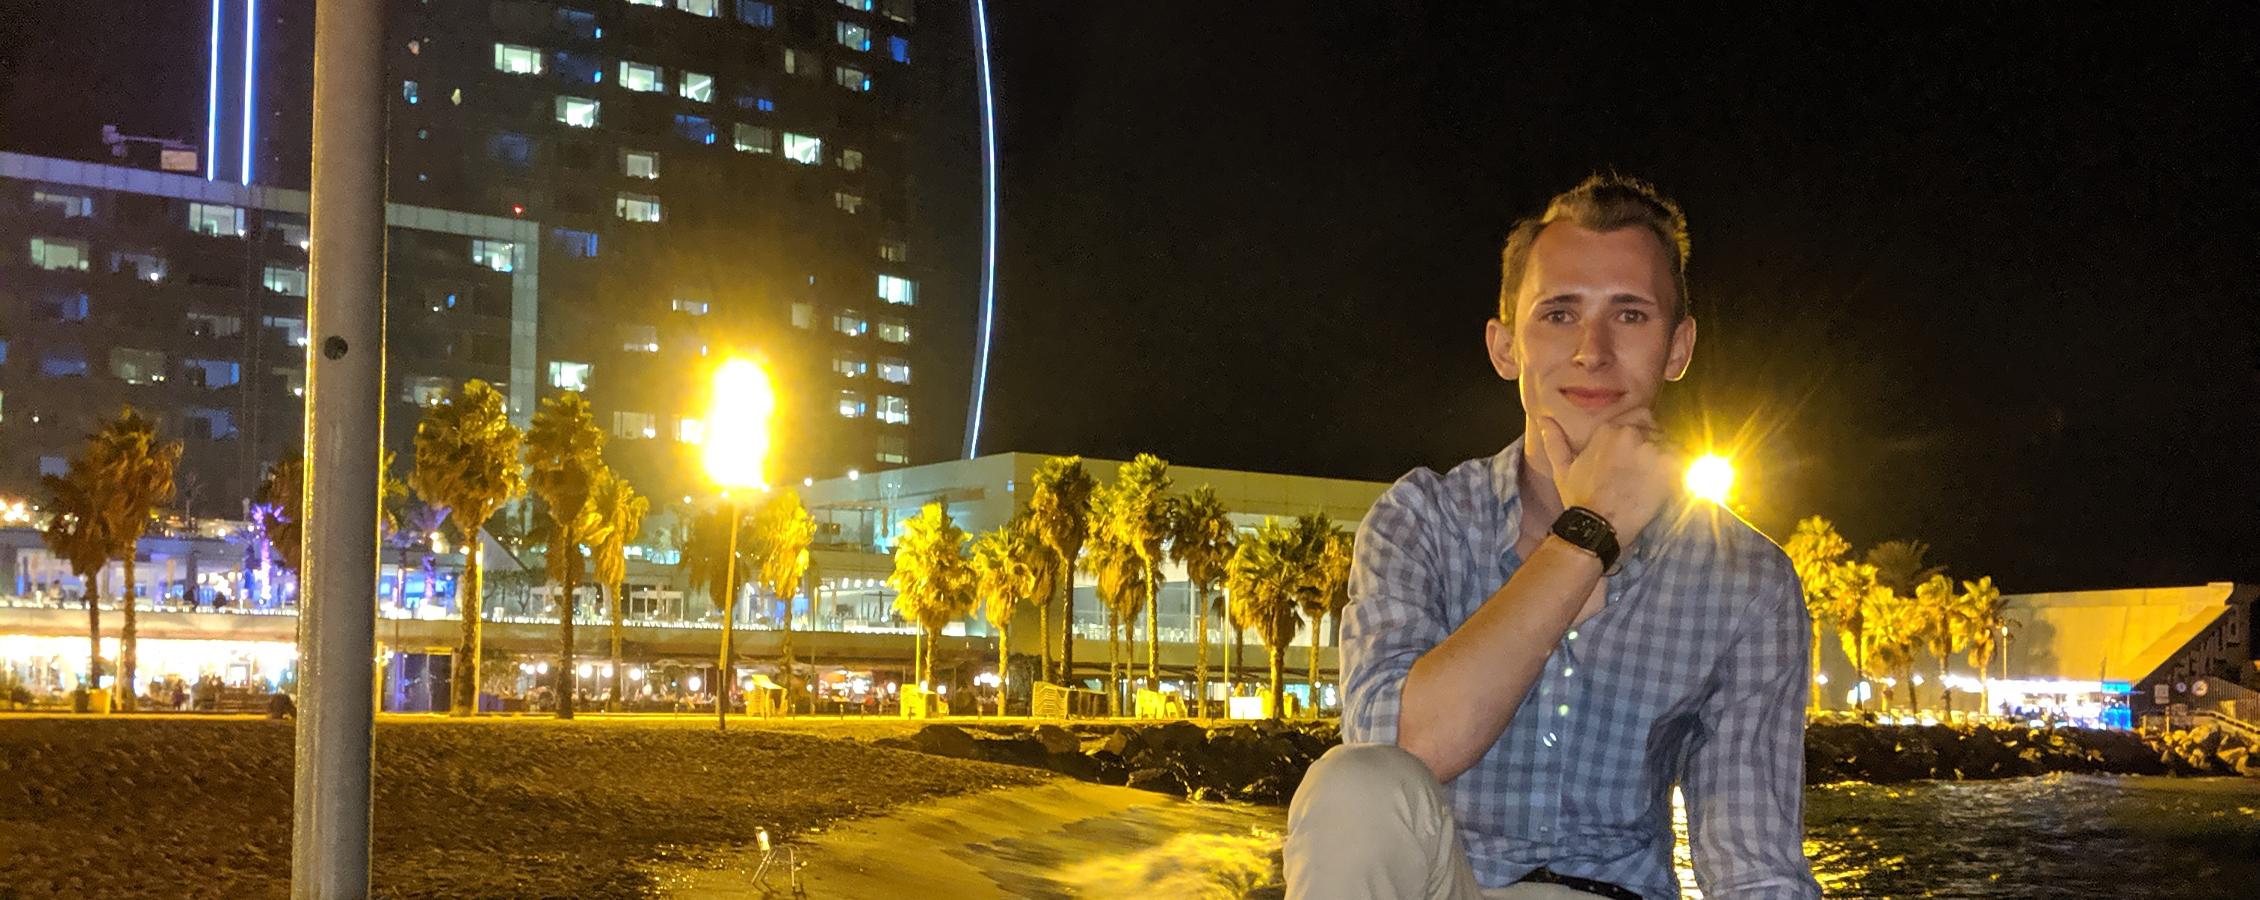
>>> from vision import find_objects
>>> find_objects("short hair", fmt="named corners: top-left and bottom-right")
top-left (1495, 173), bottom-right (1692, 327)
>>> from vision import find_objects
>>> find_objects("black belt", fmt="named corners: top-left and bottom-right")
top-left (1515, 866), bottom-right (1643, 900)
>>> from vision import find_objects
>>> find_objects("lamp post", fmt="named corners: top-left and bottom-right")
top-left (704, 358), bottom-right (774, 732)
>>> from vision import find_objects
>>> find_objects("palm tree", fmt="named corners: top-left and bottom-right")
top-left (1783, 516), bottom-right (1850, 711)
top-left (41, 469), bottom-right (111, 706)
top-left (1106, 454), bottom-right (1172, 693)
top-left (888, 503), bottom-right (975, 702)
top-left (83, 408), bottom-right (180, 711)
top-left (1228, 520), bottom-right (1306, 720)
top-left (1826, 561), bottom-right (1882, 711)
top-left (1862, 585), bottom-right (1921, 714)
top-left (254, 457), bottom-right (306, 574)
top-left (411, 379), bottom-right (525, 717)
top-left (588, 470), bottom-right (647, 711)
top-left (1866, 539), bottom-right (1944, 601)
top-left (1292, 514), bottom-right (1352, 714)
top-left (677, 500), bottom-right (751, 724)
top-left (1027, 457), bottom-right (1096, 686)
top-left (973, 516), bottom-right (1042, 715)
top-left (1914, 573), bottom-right (1965, 716)
top-left (1955, 576), bottom-right (2010, 716)
top-left (750, 490), bottom-right (815, 711)
top-left (1168, 486), bottom-right (1235, 714)
top-left (525, 393), bottom-right (606, 719)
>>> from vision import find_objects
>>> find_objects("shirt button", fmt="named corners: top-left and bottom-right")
top-left (1562, 666), bottom-right (1575, 678)
top-left (1566, 629), bottom-right (1580, 641)
top-left (1542, 732), bottom-right (1557, 747)
top-left (1556, 704), bottom-right (1570, 716)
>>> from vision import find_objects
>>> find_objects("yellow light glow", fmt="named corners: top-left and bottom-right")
top-left (1684, 453), bottom-right (1734, 504)
top-left (702, 357), bottom-right (775, 490)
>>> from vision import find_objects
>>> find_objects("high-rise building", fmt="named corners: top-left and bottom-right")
top-left (1, 0), bottom-right (987, 515)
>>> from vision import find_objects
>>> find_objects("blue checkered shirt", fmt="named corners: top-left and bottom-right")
top-left (1340, 440), bottom-right (1820, 899)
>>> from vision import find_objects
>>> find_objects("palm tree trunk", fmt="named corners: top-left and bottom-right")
top-left (1232, 624), bottom-right (1246, 692)
top-left (1194, 587), bottom-right (1209, 718)
top-left (997, 624), bottom-right (1009, 717)
top-left (1939, 657), bottom-right (1953, 719)
top-left (1853, 621), bottom-right (1867, 713)
top-left (1057, 557), bottom-right (1076, 689)
top-left (1268, 645), bottom-right (1284, 721)
top-left (1309, 613), bottom-right (1322, 719)
top-left (558, 551), bottom-right (577, 720)
top-left (84, 582), bottom-right (101, 705)
top-left (1107, 609), bottom-right (1120, 716)
top-left (609, 578), bottom-right (624, 712)
top-left (121, 555), bottom-right (138, 711)
top-left (1809, 623), bottom-right (1824, 713)
top-left (453, 541), bottom-right (484, 716)
top-left (718, 503), bottom-right (739, 732)
top-left (781, 589), bottom-right (796, 717)
top-left (1144, 573), bottom-right (1158, 689)
top-left (1038, 592), bottom-right (1052, 687)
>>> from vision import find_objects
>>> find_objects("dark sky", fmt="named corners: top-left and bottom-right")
top-left (978, 3), bottom-right (2260, 592)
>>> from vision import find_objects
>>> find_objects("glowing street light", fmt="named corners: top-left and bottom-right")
top-left (1684, 453), bottom-right (1735, 504)
top-left (703, 357), bottom-right (776, 732)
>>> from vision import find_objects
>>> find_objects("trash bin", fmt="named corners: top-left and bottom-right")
top-left (87, 688), bottom-right (112, 714)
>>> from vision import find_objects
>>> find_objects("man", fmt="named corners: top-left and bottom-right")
top-left (1285, 175), bottom-right (1819, 899)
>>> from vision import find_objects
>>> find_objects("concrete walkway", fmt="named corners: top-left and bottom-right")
top-left (651, 780), bottom-right (1288, 899)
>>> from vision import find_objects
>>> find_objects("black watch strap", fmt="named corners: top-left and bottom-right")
top-left (1550, 506), bottom-right (1621, 572)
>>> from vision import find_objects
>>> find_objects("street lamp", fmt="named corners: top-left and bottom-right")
top-left (1684, 453), bottom-right (1735, 505)
top-left (704, 357), bottom-right (775, 732)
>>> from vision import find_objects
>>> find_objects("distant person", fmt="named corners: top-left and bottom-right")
top-left (1287, 175), bottom-right (1820, 898)
top-left (268, 690), bottom-right (296, 719)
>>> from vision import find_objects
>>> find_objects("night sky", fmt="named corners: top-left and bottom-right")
top-left (979, 4), bottom-right (2259, 592)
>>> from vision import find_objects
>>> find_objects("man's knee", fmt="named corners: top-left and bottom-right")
top-left (1293, 742), bottom-right (1441, 815)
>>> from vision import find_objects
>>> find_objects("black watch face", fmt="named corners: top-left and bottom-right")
top-left (1557, 510), bottom-right (1607, 545)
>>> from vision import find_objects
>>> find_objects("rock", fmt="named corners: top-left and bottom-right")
top-left (1126, 767), bottom-right (1187, 796)
top-left (1032, 724), bottom-right (1081, 755)
top-left (1045, 751), bottom-right (1100, 782)
top-left (974, 736), bottom-right (1050, 767)
top-left (1146, 720), bottom-right (1209, 754)
top-left (908, 724), bottom-right (981, 760)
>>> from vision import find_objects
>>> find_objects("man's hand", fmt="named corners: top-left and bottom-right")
top-left (1535, 410), bottom-right (1681, 540)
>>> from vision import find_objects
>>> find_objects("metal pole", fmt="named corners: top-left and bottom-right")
top-left (719, 497), bottom-right (739, 731)
top-left (293, 0), bottom-right (386, 895)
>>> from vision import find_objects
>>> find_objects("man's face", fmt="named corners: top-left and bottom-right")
top-left (1485, 222), bottom-right (1696, 451)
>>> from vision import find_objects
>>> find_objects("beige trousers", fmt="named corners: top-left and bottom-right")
top-left (1284, 743), bottom-right (1593, 900)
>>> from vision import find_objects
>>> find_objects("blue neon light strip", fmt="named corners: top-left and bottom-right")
top-left (961, 0), bottom-right (999, 460)
top-left (240, 0), bottom-right (258, 185)
top-left (206, 0), bottom-right (221, 180)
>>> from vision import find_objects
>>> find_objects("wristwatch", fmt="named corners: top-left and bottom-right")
top-left (1550, 506), bottom-right (1620, 572)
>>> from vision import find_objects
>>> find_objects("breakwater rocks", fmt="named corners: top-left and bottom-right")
top-left (882, 718), bottom-right (2256, 803)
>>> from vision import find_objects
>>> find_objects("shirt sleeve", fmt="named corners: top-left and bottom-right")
top-left (1683, 558), bottom-right (1822, 898)
top-left (1339, 472), bottom-right (1455, 747)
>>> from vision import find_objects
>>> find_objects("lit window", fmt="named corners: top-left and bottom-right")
top-left (877, 434), bottom-right (908, 464)
top-left (188, 203), bottom-right (246, 237)
top-left (733, 123), bottom-right (774, 154)
top-left (278, 368), bottom-right (305, 397)
top-left (888, 36), bottom-right (910, 64)
top-left (833, 353), bottom-right (868, 378)
top-left (43, 292), bottom-right (89, 321)
top-left (876, 395), bottom-right (909, 425)
top-left (620, 324), bottom-right (659, 352)
top-left (549, 361), bottom-right (592, 392)
top-left (879, 240), bottom-right (907, 262)
top-left (834, 192), bottom-right (863, 214)
top-left (40, 351), bottom-right (89, 378)
top-left (841, 148), bottom-right (864, 171)
top-left (28, 237), bottom-right (90, 272)
top-left (39, 456), bottom-right (66, 477)
top-left (556, 95), bottom-right (600, 127)
top-left (622, 149), bottom-right (660, 179)
top-left (552, 50), bottom-right (601, 84)
top-left (671, 298), bottom-right (710, 315)
top-left (620, 62), bottom-right (665, 92)
top-left (403, 376), bottom-right (453, 408)
top-left (736, 0), bottom-right (775, 27)
top-left (676, 417), bottom-right (706, 444)
top-left (494, 43), bottom-right (544, 75)
top-left (110, 348), bottom-right (167, 386)
top-left (262, 265), bottom-right (308, 297)
top-left (264, 315), bottom-right (309, 346)
top-left (880, 0), bottom-right (913, 24)
top-left (877, 274), bottom-right (916, 306)
top-left (834, 66), bottom-right (871, 92)
top-left (185, 358), bottom-right (241, 388)
top-left (839, 0), bottom-right (874, 11)
top-left (187, 312), bottom-right (242, 338)
top-left (833, 310), bottom-right (867, 336)
top-left (783, 48), bottom-right (817, 78)
top-left (674, 114), bottom-right (718, 145)
top-left (837, 22), bottom-right (871, 51)
top-left (111, 250), bottom-right (167, 282)
top-left (32, 190), bottom-right (93, 218)
top-left (680, 71), bottom-right (714, 102)
top-left (613, 410), bottom-right (659, 439)
top-left (553, 227), bottom-right (599, 258)
top-left (836, 390), bottom-right (868, 419)
top-left (628, 0), bottom-right (662, 7)
top-left (782, 132), bottom-right (823, 165)
top-left (616, 192), bottom-right (663, 223)
top-left (183, 407), bottom-right (238, 440)
top-left (678, 0), bottom-right (718, 16)
top-left (791, 302), bottom-right (815, 328)
top-left (876, 317), bottom-right (909, 344)
top-left (403, 80), bottom-right (419, 104)
top-left (877, 357), bottom-right (910, 384)
top-left (471, 239), bottom-right (518, 272)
